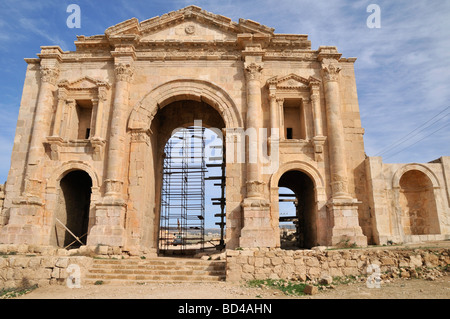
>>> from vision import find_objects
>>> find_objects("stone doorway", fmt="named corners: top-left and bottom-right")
top-left (51, 170), bottom-right (92, 248)
top-left (278, 170), bottom-right (316, 249)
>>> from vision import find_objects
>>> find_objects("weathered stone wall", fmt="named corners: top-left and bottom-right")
top-left (365, 156), bottom-right (450, 245)
top-left (0, 244), bottom-right (120, 289)
top-left (226, 247), bottom-right (450, 282)
top-left (0, 184), bottom-right (4, 214)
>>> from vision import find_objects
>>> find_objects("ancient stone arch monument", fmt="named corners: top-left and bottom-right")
top-left (0, 6), bottom-right (449, 253)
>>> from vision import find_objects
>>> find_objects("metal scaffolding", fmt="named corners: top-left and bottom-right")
top-left (206, 158), bottom-right (226, 250)
top-left (159, 126), bottom-right (206, 255)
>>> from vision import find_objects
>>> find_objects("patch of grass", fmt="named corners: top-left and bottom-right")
top-left (94, 280), bottom-right (104, 285)
top-left (247, 279), bottom-right (308, 296)
top-left (0, 279), bottom-right (38, 299)
top-left (332, 275), bottom-right (359, 285)
top-left (0, 251), bottom-right (17, 257)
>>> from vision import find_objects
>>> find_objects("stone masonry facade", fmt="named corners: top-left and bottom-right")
top-left (226, 247), bottom-right (450, 283)
top-left (0, 6), bottom-right (449, 257)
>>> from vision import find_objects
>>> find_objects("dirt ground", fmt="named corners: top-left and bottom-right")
top-left (17, 275), bottom-right (449, 299)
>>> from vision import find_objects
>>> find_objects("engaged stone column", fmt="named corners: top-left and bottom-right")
top-left (321, 57), bottom-right (367, 247)
top-left (88, 50), bottom-right (135, 248)
top-left (269, 92), bottom-right (280, 137)
top-left (23, 64), bottom-right (60, 197)
top-left (51, 88), bottom-right (67, 137)
top-left (244, 62), bottom-right (264, 198)
top-left (1, 49), bottom-right (62, 245)
top-left (239, 56), bottom-right (277, 248)
top-left (104, 62), bottom-right (134, 197)
top-left (322, 63), bottom-right (350, 199)
top-left (310, 81), bottom-right (326, 162)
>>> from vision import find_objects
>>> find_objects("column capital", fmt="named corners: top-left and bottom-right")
top-left (114, 62), bottom-right (134, 82)
top-left (322, 63), bottom-right (341, 82)
top-left (244, 62), bottom-right (263, 81)
top-left (57, 87), bottom-right (68, 100)
top-left (276, 97), bottom-right (284, 105)
top-left (40, 66), bottom-right (60, 85)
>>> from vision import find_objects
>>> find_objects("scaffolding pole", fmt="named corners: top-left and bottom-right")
top-left (159, 126), bottom-right (206, 255)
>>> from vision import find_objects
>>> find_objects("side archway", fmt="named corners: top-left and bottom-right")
top-left (45, 161), bottom-right (100, 247)
top-left (269, 161), bottom-right (328, 247)
top-left (392, 163), bottom-right (440, 190)
top-left (392, 164), bottom-right (441, 236)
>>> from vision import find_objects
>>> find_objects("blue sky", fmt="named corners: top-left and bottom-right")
top-left (0, 0), bottom-right (449, 186)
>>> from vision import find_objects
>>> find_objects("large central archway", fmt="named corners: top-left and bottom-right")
top-left (126, 79), bottom-right (244, 254)
top-left (154, 100), bottom-right (225, 256)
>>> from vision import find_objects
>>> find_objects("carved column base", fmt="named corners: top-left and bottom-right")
top-left (104, 179), bottom-right (124, 197)
top-left (246, 180), bottom-right (265, 199)
top-left (239, 198), bottom-right (277, 248)
top-left (87, 199), bottom-right (127, 247)
top-left (327, 198), bottom-right (367, 247)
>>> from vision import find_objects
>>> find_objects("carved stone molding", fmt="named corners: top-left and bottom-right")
top-left (130, 130), bottom-right (151, 145)
top-left (90, 137), bottom-right (106, 161)
top-left (114, 63), bottom-right (134, 82)
top-left (98, 87), bottom-right (108, 101)
top-left (312, 136), bottom-right (327, 162)
top-left (331, 176), bottom-right (349, 197)
top-left (185, 24), bottom-right (196, 34)
top-left (246, 180), bottom-right (265, 198)
top-left (244, 62), bottom-right (263, 81)
top-left (322, 63), bottom-right (341, 82)
top-left (40, 67), bottom-right (60, 85)
top-left (105, 179), bottom-right (124, 196)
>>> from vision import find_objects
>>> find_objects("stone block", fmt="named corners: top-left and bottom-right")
top-left (304, 284), bottom-right (318, 295)
top-left (55, 257), bottom-right (69, 268)
top-left (271, 257), bottom-right (283, 266)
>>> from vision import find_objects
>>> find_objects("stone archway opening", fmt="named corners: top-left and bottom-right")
top-left (278, 170), bottom-right (316, 249)
top-left (151, 99), bottom-right (226, 256)
top-left (51, 170), bottom-right (92, 248)
top-left (399, 170), bottom-right (440, 236)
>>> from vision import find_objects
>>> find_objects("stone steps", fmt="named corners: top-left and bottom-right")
top-left (84, 257), bottom-right (226, 285)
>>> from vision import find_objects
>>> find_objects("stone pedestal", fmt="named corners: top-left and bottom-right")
top-left (0, 198), bottom-right (45, 245)
top-left (239, 198), bottom-right (277, 248)
top-left (87, 199), bottom-right (127, 247)
top-left (328, 198), bottom-right (367, 247)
